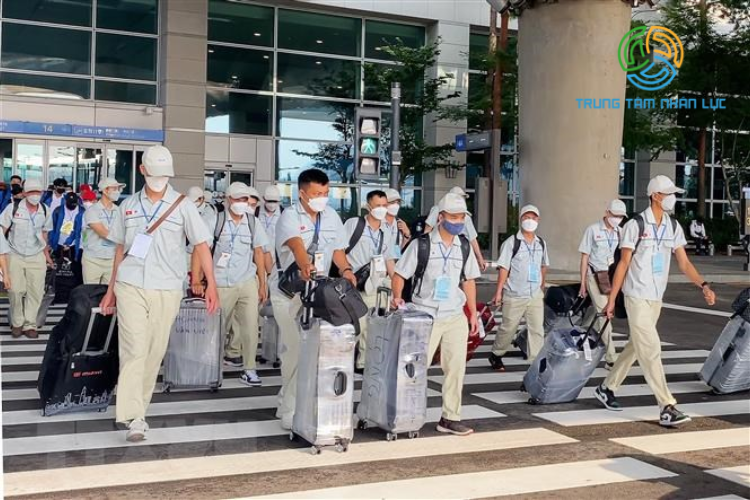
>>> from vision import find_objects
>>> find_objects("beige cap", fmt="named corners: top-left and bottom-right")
top-left (647, 175), bottom-right (685, 195)
top-left (247, 186), bottom-right (261, 201)
top-left (607, 199), bottom-right (627, 216)
top-left (226, 182), bottom-right (251, 199)
top-left (142, 145), bottom-right (174, 177)
top-left (24, 179), bottom-right (44, 192)
top-left (384, 188), bottom-right (401, 203)
top-left (203, 190), bottom-right (214, 204)
top-left (98, 178), bottom-right (126, 192)
top-left (438, 193), bottom-right (471, 215)
top-left (520, 204), bottom-right (540, 218)
top-left (264, 185), bottom-right (281, 201)
top-left (449, 186), bottom-right (468, 198)
top-left (187, 186), bottom-right (204, 203)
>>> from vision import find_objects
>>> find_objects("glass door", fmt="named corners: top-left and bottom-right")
top-left (105, 146), bottom-right (135, 196)
top-left (75, 146), bottom-right (104, 191)
top-left (47, 143), bottom-right (76, 187)
top-left (15, 141), bottom-right (44, 184)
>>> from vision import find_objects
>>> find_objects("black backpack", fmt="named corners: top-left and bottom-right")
top-left (402, 233), bottom-right (470, 302)
top-left (300, 277), bottom-right (369, 334)
top-left (4, 199), bottom-right (48, 236)
top-left (330, 217), bottom-right (385, 289)
top-left (211, 210), bottom-right (256, 255)
top-left (510, 233), bottom-right (546, 261)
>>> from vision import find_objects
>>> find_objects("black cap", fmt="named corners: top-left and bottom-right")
top-left (53, 178), bottom-right (68, 188)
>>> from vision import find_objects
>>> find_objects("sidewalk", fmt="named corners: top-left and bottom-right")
top-left (480, 254), bottom-right (750, 284)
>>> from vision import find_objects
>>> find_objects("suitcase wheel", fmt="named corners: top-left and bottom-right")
top-left (209, 386), bottom-right (219, 393)
top-left (98, 408), bottom-right (107, 413)
top-left (335, 440), bottom-right (349, 453)
top-left (386, 432), bottom-right (398, 442)
top-left (408, 431), bottom-right (419, 439)
top-left (356, 419), bottom-right (368, 430)
top-left (528, 397), bottom-right (539, 405)
top-left (273, 361), bottom-right (281, 369)
top-left (163, 385), bottom-right (171, 394)
top-left (519, 383), bottom-right (526, 393)
top-left (310, 446), bottom-right (322, 455)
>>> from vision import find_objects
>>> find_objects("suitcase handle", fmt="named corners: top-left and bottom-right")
top-left (576, 312), bottom-right (610, 349)
top-left (80, 307), bottom-right (117, 355)
top-left (333, 371), bottom-right (347, 396)
top-left (375, 286), bottom-right (392, 317)
top-left (300, 272), bottom-right (318, 328)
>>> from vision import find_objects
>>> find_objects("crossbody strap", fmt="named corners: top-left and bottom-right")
top-left (146, 195), bottom-right (185, 235)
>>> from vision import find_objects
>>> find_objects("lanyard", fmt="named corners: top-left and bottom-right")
top-left (523, 239), bottom-right (536, 258)
top-left (438, 241), bottom-right (453, 274)
top-left (139, 193), bottom-right (164, 227)
top-left (102, 208), bottom-right (115, 227)
top-left (651, 223), bottom-right (667, 250)
top-left (365, 226), bottom-right (382, 253)
top-left (604, 228), bottom-right (617, 250)
top-left (227, 218), bottom-right (241, 251)
top-left (263, 213), bottom-right (275, 231)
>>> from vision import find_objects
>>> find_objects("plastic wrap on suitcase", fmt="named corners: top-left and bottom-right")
top-left (358, 289), bottom-right (432, 437)
top-left (523, 314), bottom-right (608, 405)
top-left (730, 288), bottom-right (750, 323)
top-left (700, 316), bottom-right (750, 394)
top-left (163, 299), bottom-right (223, 392)
top-left (260, 315), bottom-right (280, 367)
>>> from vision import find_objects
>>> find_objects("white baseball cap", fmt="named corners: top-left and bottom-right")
top-left (203, 190), bottom-right (214, 204)
top-left (449, 186), bottom-right (469, 198)
top-left (142, 145), bottom-right (174, 177)
top-left (647, 175), bottom-right (684, 195)
top-left (520, 204), bottom-right (540, 218)
top-left (438, 193), bottom-right (471, 215)
top-left (24, 179), bottom-right (43, 192)
top-left (247, 186), bottom-right (261, 201)
top-left (226, 182), bottom-right (252, 199)
top-left (384, 188), bottom-right (401, 203)
top-left (264, 185), bottom-right (281, 202)
top-left (187, 186), bottom-right (204, 203)
top-left (98, 178), bottom-right (126, 192)
top-left (607, 199), bottom-right (628, 216)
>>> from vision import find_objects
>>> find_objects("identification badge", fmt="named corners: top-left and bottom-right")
top-left (582, 337), bottom-right (592, 361)
top-left (393, 245), bottom-right (402, 259)
top-left (433, 275), bottom-right (452, 302)
top-left (528, 263), bottom-right (541, 283)
top-left (314, 251), bottom-right (325, 274)
top-left (652, 253), bottom-right (665, 275)
top-left (607, 255), bottom-right (615, 267)
top-left (61, 221), bottom-right (74, 235)
top-left (217, 252), bottom-right (231, 269)
top-left (372, 255), bottom-right (386, 274)
top-left (129, 233), bottom-right (153, 259)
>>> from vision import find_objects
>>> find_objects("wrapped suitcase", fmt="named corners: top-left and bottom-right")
top-left (292, 281), bottom-right (356, 454)
top-left (258, 301), bottom-right (280, 368)
top-left (358, 288), bottom-right (432, 440)
top-left (523, 313), bottom-right (609, 405)
top-left (163, 298), bottom-right (223, 393)
top-left (700, 315), bottom-right (750, 394)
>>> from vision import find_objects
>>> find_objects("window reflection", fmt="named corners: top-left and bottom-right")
top-left (208, 0), bottom-right (274, 47)
top-left (206, 91), bottom-right (272, 135)
top-left (207, 45), bottom-right (273, 91)
top-left (97, 0), bottom-right (158, 35)
top-left (277, 54), bottom-right (360, 99)
top-left (278, 9), bottom-right (361, 57)
top-left (619, 161), bottom-right (635, 197)
top-left (675, 164), bottom-right (698, 199)
top-left (76, 148), bottom-right (103, 190)
top-left (365, 21), bottom-right (425, 61)
top-left (0, 140), bottom-right (13, 183)
top-left (107, 149), bottom-right (134, 195)
top-left (1, 23), bottom-right (91, 75)
top-left (48, 145), bottom-right (75, 186)
top-left (277, 98), bottom-right (354, 142)
top-left (16, 143), bottom-right (44, 184)
top-left (277, 140), bottom-right (354, 184)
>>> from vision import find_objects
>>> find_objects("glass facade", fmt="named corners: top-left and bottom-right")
top-left (0, 0), bottom-right (159, 104)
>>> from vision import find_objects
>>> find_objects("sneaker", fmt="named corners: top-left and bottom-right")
top-left (125, 418), bottom-right (149, 442)
top-left (594, 384), bottom-right (622, 411)
top-left (605, 362), bottom-right (615, 371)
top-left (239, 369), bottom-right (262, 387)
top-left (10, 326), bottom-right (23, 338)
top-left (436, 417), bottom-right (474, 436)
top-left (223, 356), bottom-right (243, 368)
top-left (23, 329), bottom-right (38, 339)
top-left (488, 353), bottom-right (505, 372)
top-left (660, 405), bottom-right (691, 427)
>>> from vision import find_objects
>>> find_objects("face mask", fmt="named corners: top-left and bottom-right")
top-left (26, 194), bottom-right (41, 205)
top-left (83, 201), bottom-right (94, 210)
top-left (370, 206), bottom-right (388, 221)
top-left (660, 194), bottom-right (677, 212)
top-left (55, 187), bottom-right (66, 194)
top-left (106, 190), bottom-right (120, 202)
top-left (607, 217), bottom-right (623, 228)
top-left (521, 219), bottom-right (539, 232)
top-left (248, 203), bottom-right (258, 213)
top-left (305, 194), bottom-right (328, 213)
top-left (145, 176), bottom-right (169, 193)
top-left (230, 202), bottom-right (248, 216)
top-left (441, 220), bottom-right (465, 236)
top-left (265, 202), bottom-right (279, 212)
top-left (11, 185), bottom-right (22, 196)
top-left (387, 203), bottom-right (400, 216)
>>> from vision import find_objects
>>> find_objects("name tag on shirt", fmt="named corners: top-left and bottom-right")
top-left (217, 252), bottom-right (231, 269)
top-left (314, 251), bottom-right (325, 274)
top-left (372, 255), bottom-right (386, 274)
top-left (433, 275), bottom-right (452, 302)
top-left (607, 255), bottom-right (615, 267)
top-left (393, 245), bottom-right (402, 259)
top-left (129, 233), bottom-right (153, 260)
top-left (652, 253), bottom-right (665, 275)
top-left (528, 263), bottom-right (541, 282)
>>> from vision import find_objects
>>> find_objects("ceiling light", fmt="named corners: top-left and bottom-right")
top-left (231, 75), bottom-right (238, 79)
top-left (254, 32), bottom-right (262, 37)
top-left (316, 39), bottom-right (323, 44)
top-left (263, 55), bottom-right (269, 59)
top-left (315, 61), bottom-right (322, 65)
top-left (208, 49), bottom-right (215, 53)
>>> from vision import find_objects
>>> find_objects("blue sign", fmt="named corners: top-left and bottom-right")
top-left (0, 120), bottom-right (164, 142)
top-left (455, 134), bottom-right (467, 152)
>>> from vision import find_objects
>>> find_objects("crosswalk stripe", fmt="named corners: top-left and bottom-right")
top-left (475, 339), bottom-right (675, 353)
top-left (662, 303), bottom-right (733, 318)
top-left (241, 457), bottom-right (678, 499)
top-left (693, 495), bottom-right (748, 500)
top-left (0, 344), bottom-right (47, 353)
top-left (1, 428), bottom-right (576, 497)
top-left (533, 400), bottom-right (750, 427)
top-left (611, 428), bottom-right (750, 455)
top-left (705, 465), bottom-right (750, 488)
top-left (475, 381), bottom-right (711, 405)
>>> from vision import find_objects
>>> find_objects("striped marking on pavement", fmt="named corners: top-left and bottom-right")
top-left (475, 339), bottom-right (675, 353)
top-left (611, 427), bottom-right (750, 455)
top-left (662, 302), bottom-right (733, 318)
top-left (533, 400), bottom-right (750, 427)
top-left (2, 428), bottom-right (576, 497)
top-left (705, 465), bottom-right (750, 488)
top-left (242, 457), bottom-right (678, 499)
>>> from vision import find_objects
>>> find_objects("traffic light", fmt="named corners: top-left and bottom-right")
top-left (355, 107), bottom-right (382, 180)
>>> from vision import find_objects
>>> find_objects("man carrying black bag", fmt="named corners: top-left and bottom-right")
top-left (271, 169), bottom-right (357, 430)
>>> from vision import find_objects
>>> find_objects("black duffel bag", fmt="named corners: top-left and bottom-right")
top-left (545, 284), bottom-right (591, 316)
top-left (731, 288), bottom-right (750, 323)
top-left (301, 277), bottom-right (369, 334)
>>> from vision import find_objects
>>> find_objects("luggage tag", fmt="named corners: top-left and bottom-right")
top-left (528, 263), bottom-right (541, 283)
top-left (433, 275), bottom-right (452, 302)
top-left (314, 251), bottom-right (325, 274)
top-left (217, 252), bottom-right (231, 269)
top-left (582, 337), bottom-right (592, 361)
top-left (129, 233), bottom-right (153, 259)
top-left (652, 253), bottom-right (665, 275)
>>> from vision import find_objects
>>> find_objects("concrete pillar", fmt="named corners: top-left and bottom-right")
top-left (517, 0), bottom-right (630, 271)
top-left (160, 0), bottom-right (207, 193)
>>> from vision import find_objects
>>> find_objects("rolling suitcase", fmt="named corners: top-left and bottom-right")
top-left (36, 268), bottom-right (56, 328)
top-left (358, 288), bottom-right (432, 440)
top-left (523, 313), bottom-right (609, 405)
top-left (162, 298), bottom-right (223, 393)
top-left (700, 315), bottom-right (750, 394)
top-left (258, 301), bottom-right (280, 368)
top-left (292, 282), bottom-right (356, 454)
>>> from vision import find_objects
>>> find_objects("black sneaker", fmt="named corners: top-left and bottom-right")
top-left (223, 356), bottom-right (242, 368)
top-left (660, 405), bottom-right (691, 427)
top-left (594, 384), bottom-right (622, 411)
top-left (488, 353), bottom-right (505, 371)
top-left (436, 418), bottom-right (474, 436)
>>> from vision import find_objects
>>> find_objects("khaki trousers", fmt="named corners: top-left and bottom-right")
top-left (492, 289), bottom-right (545, 361)
top-left (271, 288), bottom-right (303, 420)
top-left (82, 255), bottom-right (114, 285)
top-left (428, 313), bottom-right (469, 421)
top-left (583, 273), bottom-right (617, 364)
top-left (8, 252), bottom-right (46, 330)
top-left (603, 296), bottom-right (677, 409)
top-left (114, 282), bottom-right (183, 424)
top-left (355, 292), bottom-right (378, 370)
top-left (218, 278), bottom-right (260, 371)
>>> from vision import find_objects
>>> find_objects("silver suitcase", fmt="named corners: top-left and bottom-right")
top-left (357, 288), bottom-right (432, 440)
top-left (259, 301), bottom-right (280, 368)
top-left (700, 316), bottom-right (750, 394)
top-left (163, 298), bottom-right (223, 393)
top-left (292, 295), bottom-right (356, 454)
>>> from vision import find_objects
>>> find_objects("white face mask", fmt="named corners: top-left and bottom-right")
top-left (26, 194), bottom-right (41, 206)
top-left (230, 202), bottom-right (248, 216)
top-left (265, 201), bottom-right (279, 213)
top-left (370, 206), bottom-right (388, 221)
top-left (607, 216), bottom-right (623, 228)
top-left (145, 176), bottom-right (169, 193)
top-left (521, 219), bottom-right (538, 232)
top-left (306, 195), bottom-right (329, 213)
top-left (660, 194), bottom-right (677, 211)
top-left (83, 201), bottom-right (94, 210)
top-left (105, 190), bottom-right (120, 202)
top-left (387, 203), bottom-right (400, 216)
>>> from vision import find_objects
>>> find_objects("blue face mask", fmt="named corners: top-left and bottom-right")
top-left (442, 220), bottom-right (465, 236)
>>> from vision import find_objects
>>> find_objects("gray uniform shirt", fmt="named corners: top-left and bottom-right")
top-left (343, 217), bottom-right (393, 273)
top-left (384, 218), bottom-right (404, 260)
top-left (83, 201), bottom-right (120, 259)
top-left (621, 207), bottom-right (686, 302)
top-left (213, 213), bottom-right (269, 288)
top-left (426, 205), bottom-right (478, 241)
top-left (188, 202), bottom-right (217, 254)
top-left (578, 220), bottom-right (620, 273)
top-left (109, 186), bottom-right (211, 290)
top-left (498, 232), bottom-right (550, 299)
top-left (0, 230), bottom-right (10, 254)
top-left (259, 208), bottom-right (282, 256)
top-left (0, 202), bottom-right (53, 257)
top-left (395, 230), bottom-right (481, 320)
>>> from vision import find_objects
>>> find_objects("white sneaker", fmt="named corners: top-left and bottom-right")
top-left (240, 369), bottom-right (262, 387)
top-left (126, 418), bottom-right (149, 443)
